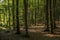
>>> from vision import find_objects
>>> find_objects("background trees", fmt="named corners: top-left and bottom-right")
top-left (0, 0), bottom-right (60, 34)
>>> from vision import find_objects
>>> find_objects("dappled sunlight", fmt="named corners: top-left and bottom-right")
top-left (44, 34), bottom-right (60, 37)
top-left (0, 0), bottom-right (4, 3)
top-left (44, 34), bottom-right (56, 37)
top-left (0, 0), bottom-right (60, 40)
top-left (0, 27), bottom-right (6, 30)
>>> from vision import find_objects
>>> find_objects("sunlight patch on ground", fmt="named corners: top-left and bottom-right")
top-left (0, 27), bottom-right (6, 30)
top-left (44, 34), bottom-right (55, 37)
top-left (44, 34), bottom-right (60, 37)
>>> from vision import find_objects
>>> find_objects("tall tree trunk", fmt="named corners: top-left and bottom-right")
top-left (8, 0), bottom-right (10, 28)
top-left (53, 0), bottom-right (56, 29)
top-left (23, 0), bottom-right (30, 37)
top-left (34, 0), bottom-right (37, 25)
top-left (31, 0), bottom-right (34, 25)
top-left (16, 0), bottom-right (20, 34)
top-left (44, 0), bottom-right (49, 31)
top-left (12, 0), bottom-right (16, 31)
top-left (49, 0), bottom-right (54, 33)
top-left (6, 0), bottom-right (11, 32)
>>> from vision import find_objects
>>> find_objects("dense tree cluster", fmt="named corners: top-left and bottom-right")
top-left (0, 0), bottom-right (60, 37)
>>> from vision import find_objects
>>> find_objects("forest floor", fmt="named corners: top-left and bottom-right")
top-left (0, 25), bottom-right (60, 40)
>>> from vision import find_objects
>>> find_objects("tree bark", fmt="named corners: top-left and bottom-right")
top-left (53, 0), bottom-right (56, 29)
top-left (49, 0), bottom-right (54, 33)
top-left (44, 0), bottom-right (49, 31)
top-left (16, 0), bottom-right (20, 34)
top-left (12, 0), bottom-right (16, 31)
top-left (23, 0), bottom-right (30, 37)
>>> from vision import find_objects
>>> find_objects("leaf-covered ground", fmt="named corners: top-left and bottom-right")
top-left (0, 26), bottom-right (60, 40)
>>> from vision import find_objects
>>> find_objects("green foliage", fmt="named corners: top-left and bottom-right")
top-left (0, 0), bottom-right (60, 31)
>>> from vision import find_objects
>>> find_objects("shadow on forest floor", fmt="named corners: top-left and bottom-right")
top-left (0, 26), bottom-right (60, 40)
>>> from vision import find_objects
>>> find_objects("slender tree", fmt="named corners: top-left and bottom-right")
top-left (0, 10), bottom-right (1, 26)
top-left (6, 0), bottom-right (11, 32)
top-left (8, 0), bottom-right (10, 27)
top-left (34, 0), bottom-right (37, 25)
top-left (23, 0), bottom-right (30, 37)
top-left (44, 0), bottom-right (49, 31)
top-left (8, 0), bottom-right (11, 31)
top-left (31, 0), bottom-right (34, 25)
top-left (49, 0), bottom-right (54, 33)
top-left (16, 0), bottom-right (20, 34)
top-left (12, 0), bottom-right (16, 31)
top-left (53, 0), bottom-right (56, 29)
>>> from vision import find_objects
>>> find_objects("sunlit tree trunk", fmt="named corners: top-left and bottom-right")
top-left (8, 0), bottom-right (11, 31)
top-left (34, 0), bottom-right (37, 25)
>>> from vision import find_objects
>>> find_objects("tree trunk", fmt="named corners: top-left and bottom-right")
top-left (53, 0), bottom-right (56, 29)
top-left (49, 0), bottom-right (54, 33)
top-left (44, 0), bottom-right (49, 31)
top-left (12, 0), bottom-right (16, 31)
top-left (23, 0), bottom-right (30, 37)
top-left (16, 0), bottom-right (20, 34)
